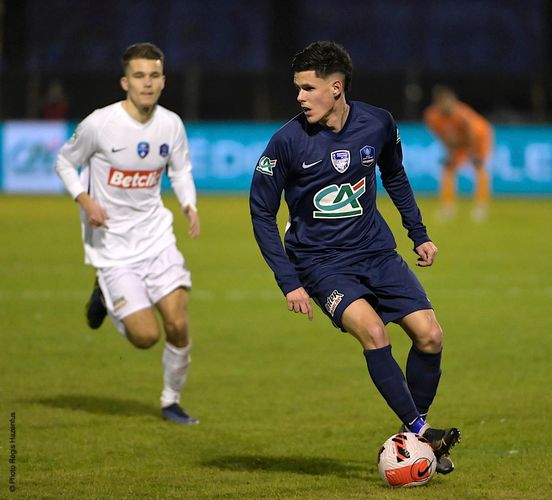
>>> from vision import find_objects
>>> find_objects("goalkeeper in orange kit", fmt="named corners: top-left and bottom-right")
top-left (424, 85), bottom-right (493, 221)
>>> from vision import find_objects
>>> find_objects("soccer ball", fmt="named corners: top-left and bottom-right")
top-left (377, 432), bottom-right (436, 487)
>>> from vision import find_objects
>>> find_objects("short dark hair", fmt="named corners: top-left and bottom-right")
top-left (121, 42), bottom-right (165, 73)
top-left (291, 41), bottom-right (353, 92)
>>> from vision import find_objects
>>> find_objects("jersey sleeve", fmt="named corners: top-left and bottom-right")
top-left (423, 107), bottom-right (439, 133)
top-left (378, 114), bottom-right (430, 249)
top-left (249, 135), bottom-right (302, 295)
top-left (55, 114), bottom-right (98, 199)
top-left (424, 107), bottom-right (451, 141)
top-left (167, 121), bottom-right (197, 210)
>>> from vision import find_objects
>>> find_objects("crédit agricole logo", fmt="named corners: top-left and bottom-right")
top-left (312, 177), bottom-right (366, 218)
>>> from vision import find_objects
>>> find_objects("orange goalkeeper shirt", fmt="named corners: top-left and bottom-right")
top-left (424, 102), bottom-right (493, 164)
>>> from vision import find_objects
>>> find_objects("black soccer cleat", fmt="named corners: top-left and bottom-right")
top-left (85, 279), bottom-right (107, 329)
top-left (161, 403), bottom-right (199, 425)
top-left (399, 424), bottom-right (460, 474)
top-left (422, 427), bottom-right (461, 474)
top-left (435, 454), bottom-right (455, 475)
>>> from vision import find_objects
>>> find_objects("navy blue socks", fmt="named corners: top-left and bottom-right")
top-left (406, 344), bottom-right (442, 417)
top-left (363, 345), bottom-right (423, 432)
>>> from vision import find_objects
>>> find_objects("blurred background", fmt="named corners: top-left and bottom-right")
top-left (1, 0), bottom-right (550, 122)
top-left (0, 0), bottom-right (550, 194)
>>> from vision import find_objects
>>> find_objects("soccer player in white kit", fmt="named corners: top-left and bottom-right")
top-left (55, 43), bottom-right (199, 424)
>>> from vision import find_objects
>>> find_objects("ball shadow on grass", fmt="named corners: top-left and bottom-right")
top-left (202, 454), bottom-right (376, 481)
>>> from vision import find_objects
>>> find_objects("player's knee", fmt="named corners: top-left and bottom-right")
top-left (128, 329), bottom-right (160, 349)
top-left (163, 317), bottom-right (189, 347)
top-left (417, 323), bottom-right (443, 353)
top-left (370, 323), bottom-right (389, 346)
top-left (354, 322), bottom-right (389, 349)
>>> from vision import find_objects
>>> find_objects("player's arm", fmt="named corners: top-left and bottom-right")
top-left (467, 130), bottom-right (482, 168)
top-left (249, 141), bottom-right (312, 320)
top-left (453, 105), bottom-right (486, 167)
top-left (463, 117), bottom-right (483, 167)
top-left (424, 108), bottom-right (457, 165)
top-left (423, 108), bottom-right (446, 143)
top-left (75, 192), bottom-right (108, 228)
top-left (378, 116), bottom-right (435, 266)
top-left (55, 117), bottom-right (109, 228)
top-left (167, 122), bottom-right (199, 239)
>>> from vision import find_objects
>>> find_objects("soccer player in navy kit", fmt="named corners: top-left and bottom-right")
top-left (250, 41), bottom-right (460, 474)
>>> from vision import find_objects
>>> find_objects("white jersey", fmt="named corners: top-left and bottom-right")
top-left (55, 102), bottom-right (196, 268)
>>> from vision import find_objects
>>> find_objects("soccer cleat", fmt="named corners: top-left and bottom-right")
top-left (422, 427), bottom-right (461, 474)
top-left (399, 424), bottom-right (459, 474)
top-left (161, 403), bottom-right (199, 425)
top-left (85, 279), bottom-right (107, 329)
top-left (471, 205), bottom-right (488, 223)
top-left (435, 454), bottom-right (455, 475)
top-left (436, 205), bottom-right (457, 222)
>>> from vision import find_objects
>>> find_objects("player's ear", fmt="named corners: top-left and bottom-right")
top-left (120, 76), bottom-right (129, 92)
top-left (332, 79), bottom-right (344, 99)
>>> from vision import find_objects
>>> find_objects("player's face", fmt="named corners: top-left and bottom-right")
top-left (120, 58), bottom-right (165, 109)
top-left (294, 71), bottom-right (342, 125)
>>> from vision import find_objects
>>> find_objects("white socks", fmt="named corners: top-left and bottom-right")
top-left (161, 342), bottom-right (191, 408)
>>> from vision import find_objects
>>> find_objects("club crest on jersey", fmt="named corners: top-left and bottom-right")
top-left (312, 177), bottom-right (366, 219)
top-left (330, 150), bottom-right (350, 173)
top-left (159, 143), bottom-right (169, 157)
top-left (325, 289), bottom-right (344, 317)
top-left (360, 145), bottom-right (375, 167)
top-left (256, 156), bottom-right (277, 176)
top-left (137, 141), bottom-right (150, 159)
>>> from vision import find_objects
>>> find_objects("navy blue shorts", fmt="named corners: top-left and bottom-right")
top-left (305, 251), bottom-right (432, 330)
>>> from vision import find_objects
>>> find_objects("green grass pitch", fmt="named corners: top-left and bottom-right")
top-left (1, 194), bottom-right (551, 499)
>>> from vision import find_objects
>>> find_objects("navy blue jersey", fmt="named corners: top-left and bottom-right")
top-left (249, 101), bottom-right (430, 295)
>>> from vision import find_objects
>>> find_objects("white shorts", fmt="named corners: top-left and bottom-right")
top-left (97, 243), bottom-right (191, 324)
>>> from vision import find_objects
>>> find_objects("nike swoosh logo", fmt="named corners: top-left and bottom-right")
top-left (302, 160), bottom-right (323, 169)
top-left (111, 147), bottom-right (128, 153)
top-left (416, 460), bottom-right (434, 478)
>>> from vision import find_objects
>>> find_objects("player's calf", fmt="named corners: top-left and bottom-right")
top-left (162, 317), bottom-right (190, 348)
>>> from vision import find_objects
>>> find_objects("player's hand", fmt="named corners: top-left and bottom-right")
top-left (415, 241), bottom-right (438, 267)
top-left (77, 193), bottom-right (109, 228)
top-left (286, 287), bottom-right (313, 320)
top-left (184, 205), bottom-right (200, 239)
